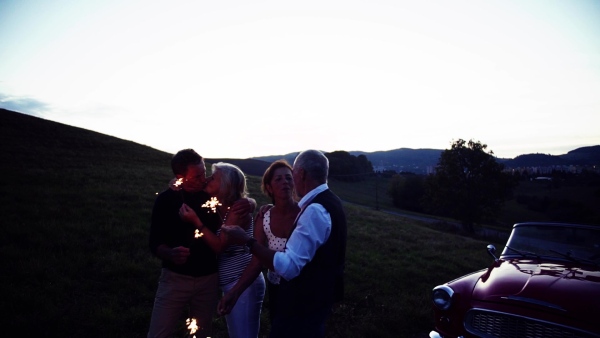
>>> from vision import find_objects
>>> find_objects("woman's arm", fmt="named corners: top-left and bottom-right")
top-left (179, 203), bottom-right (227, 253)
top-left (217, 207), bottom-right (270, 316)
top-left (217, 255), bottom-right (262, 315)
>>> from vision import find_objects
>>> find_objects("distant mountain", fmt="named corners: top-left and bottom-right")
top-left (557, 145), bottom-right (600, 165)
top-left (249, 153), bottom-right (300, 166)
top-left (251, 149), bottom-right (443, 173)
top-left (499, 154), bottom-right (564, 168)
top-left (204, 158), bottom-right (270, 177)
top-left (500, 146), bottom-right (600, 168)
top-left (348, 148), bottom-right (443, 172)
top-left (252, 146), bottom-right (600, 174)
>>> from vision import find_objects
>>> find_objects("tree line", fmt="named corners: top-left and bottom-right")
top-left (325, 139), bottom-right (599, 232)
top-left (325, 140), bottom-right (516, 232)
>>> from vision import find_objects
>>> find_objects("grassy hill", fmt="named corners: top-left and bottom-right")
top-left (0, 109), bottom-right (501, 337)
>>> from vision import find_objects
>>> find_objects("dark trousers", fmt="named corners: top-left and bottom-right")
top-left (269, 306), bottom-right (331, 338)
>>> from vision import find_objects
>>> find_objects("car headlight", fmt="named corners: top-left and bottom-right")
top-left (432, 285), bottom-right (454, 311)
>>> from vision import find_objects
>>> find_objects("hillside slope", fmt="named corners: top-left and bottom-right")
top-left (0, 108), bottom-right (270, 176)
top-left (1, 108), bottom-right (173, 168)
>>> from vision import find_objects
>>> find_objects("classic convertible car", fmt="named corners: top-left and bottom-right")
top-left (430, 222), bottom-right (600, 338)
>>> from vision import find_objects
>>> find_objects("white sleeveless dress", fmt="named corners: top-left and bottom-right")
top-left (263, 209), bottom-right (287, 284)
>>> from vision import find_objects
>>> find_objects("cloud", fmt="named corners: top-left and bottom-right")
top-left (0, 93), bottom-right (50, 117)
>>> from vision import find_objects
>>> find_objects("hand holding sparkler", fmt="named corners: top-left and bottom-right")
top-left (180, 204), bottom-right (204, 231)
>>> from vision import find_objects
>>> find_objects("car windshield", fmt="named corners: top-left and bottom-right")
top-left (501, 224), bottom-right (600, 266)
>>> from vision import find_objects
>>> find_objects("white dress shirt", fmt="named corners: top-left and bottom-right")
top-left (273, 183), bottom-right (332, 281)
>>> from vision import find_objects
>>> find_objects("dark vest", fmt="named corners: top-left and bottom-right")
top-left (277, 188), bottom-right (347, 316)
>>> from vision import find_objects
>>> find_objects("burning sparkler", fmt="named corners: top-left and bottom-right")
top-left (169, 177), bottom-right (186, 204)
top-left (194, 229), bottom-right (204, 238)
top-left (170, 177), bottom-right (184, 191)
top-left (186, 317), bottom-right (198, 337)
top-left (201, 197), bottom-right (221, 213)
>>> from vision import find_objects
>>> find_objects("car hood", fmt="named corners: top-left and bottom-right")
top-left (473, 259), bottom-right (600, 316)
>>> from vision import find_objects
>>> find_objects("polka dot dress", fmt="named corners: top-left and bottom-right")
top-left (263, 208), bottom-right (287, 284)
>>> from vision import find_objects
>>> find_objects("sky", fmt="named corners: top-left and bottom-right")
top-left (1, 0), bottom-right (599, 159)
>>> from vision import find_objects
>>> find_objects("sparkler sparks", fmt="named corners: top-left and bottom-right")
top-left (174, 178), bottom-right (184, 188)
top-left (169, 177), bottom-right (184, 191)
top-left (186, 317), bottom-right (198, 337)
top-left (194, 229), bottom-right (204, 238)
top-left (201, 197), bottom-right (221, 213)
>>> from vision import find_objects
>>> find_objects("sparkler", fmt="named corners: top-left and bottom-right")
top-left (194, 229), bottom-right (204, 238)
top-left (185, 317), bottom-right (198, 338)
top-left (169, 177), bottom-right (186, 204)
top-left (201, 197), bottom-right (221, 213)
top-left (171, 177), bottom-right (184, 190)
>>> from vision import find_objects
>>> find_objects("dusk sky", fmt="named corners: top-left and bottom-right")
top-left (1, 0), bottom-right (599, 159)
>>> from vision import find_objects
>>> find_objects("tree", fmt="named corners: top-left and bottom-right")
top-left (326, 151), bottom-right (374, 181)
top-left (388, 173), bottom-right (425, 212)
top-left (423, 139), bottom-right (517, 232)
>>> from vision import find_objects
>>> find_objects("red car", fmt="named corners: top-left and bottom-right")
top-left (430, 222), bottom-right (600, 338)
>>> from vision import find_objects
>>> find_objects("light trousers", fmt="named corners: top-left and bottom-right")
top-left (147, 269), bottom-right (219, 338)
top-left (221, 273), bottom-right (266, 338)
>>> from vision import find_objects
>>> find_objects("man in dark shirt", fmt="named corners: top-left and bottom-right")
top-left (147, 149), bottom-right (253, 338)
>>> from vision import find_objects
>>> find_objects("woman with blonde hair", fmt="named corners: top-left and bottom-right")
top-left (216, 159), bottom-right (300, 324)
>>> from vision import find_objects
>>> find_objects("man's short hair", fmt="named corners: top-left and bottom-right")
top-left (294, 149), bottom-right (329, 183)
top-left (171, 149), bottom-right (203, 176)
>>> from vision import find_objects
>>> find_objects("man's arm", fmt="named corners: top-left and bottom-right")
top-left (221, 204), bottom-right (331, 279)
top-left (149, 193), bottom-right (191, 265)
top-left (273, 204), bottom-right (331, 280)
top-left (156, 244), bottom-right (190, 265)
top-left (149, 194), bottom-right (168, 257)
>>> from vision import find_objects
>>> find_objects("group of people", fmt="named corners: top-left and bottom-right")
top-left (147, 148), bottom-right (347, 338)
